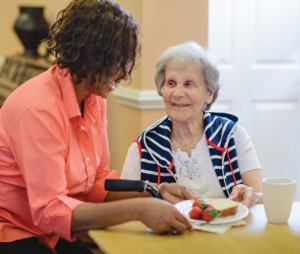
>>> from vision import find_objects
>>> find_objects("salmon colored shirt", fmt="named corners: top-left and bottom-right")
top-left (0, 65), bottom-right (119, 250)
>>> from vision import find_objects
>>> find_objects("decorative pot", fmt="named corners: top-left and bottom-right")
top-left (13, 7), bottom-right (49, 57)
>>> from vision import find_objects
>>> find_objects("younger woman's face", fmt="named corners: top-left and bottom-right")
top-left (91, 62), bottom-right (133, 98)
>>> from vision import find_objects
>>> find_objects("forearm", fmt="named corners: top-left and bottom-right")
top-left (242, 169), bottom-right (263, 192)
top-left (72, 194), bottom-right (193, 234)
top-left (71, 198), bottom-right (143, 232)
top-left (104, 191), bottom-right (152, 202)
top-left (72, 192), bottom-right (153, 232)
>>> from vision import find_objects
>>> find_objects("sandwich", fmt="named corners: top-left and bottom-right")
top-left (208, 198), bottom-right (238, 217)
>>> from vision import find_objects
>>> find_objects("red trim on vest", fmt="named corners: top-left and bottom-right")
top-left (157, 165), bottom-right (161, 185)
top-left (134, 139), bottom-right (142, 158)
top-left (206, 138), bottom-right (226, 152)
top-left (168, 159), bottom-right (174, 171)
top-left (167, 159), bottom-right (176, 181)
top-left (156, 159), bottom-right (176, 185)
top-left (206, 138), bottom-right (237, 186)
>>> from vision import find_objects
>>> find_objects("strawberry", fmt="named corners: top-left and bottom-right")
top-left (202, 208), bottom-right (219, 222)
top-left (189, 206), bottom-right (202, 219)
top-left (192, 200), bottom-right (201, 208)
top-left (206, 204), bottom-right (215, 209)
top-left (199, 203), bottom-right (208, 210)
top-left (197, 201), bottom-right (214, 210)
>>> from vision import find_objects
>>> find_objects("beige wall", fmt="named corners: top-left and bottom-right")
top-left (0, 0), bottom-right (208, 173)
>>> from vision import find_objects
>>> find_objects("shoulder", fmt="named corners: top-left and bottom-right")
top-left (139, 115), bottom-right (170, 138)
top-left (144, 115), bottom-right (171, 131)
top-left (129, 141), bottom-right (139, 154)
top-left (233, 124), bottom-right (252, 142)
top-left (3, 67), bottom-right (62, 114)
top-left (233, 124), bottom-right (248, 135)
top-left (204, 111), bottom-right (239, 124)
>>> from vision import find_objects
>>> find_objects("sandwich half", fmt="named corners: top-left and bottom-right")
top-left (208, 199), bottom-right (238, 217)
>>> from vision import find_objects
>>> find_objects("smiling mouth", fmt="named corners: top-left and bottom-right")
top-left (107, 83), bottom-right (116, 91)
top-left (172, 103), bottom-right (189, 107)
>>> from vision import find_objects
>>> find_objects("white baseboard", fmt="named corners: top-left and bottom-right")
top-left (112, 87), bottom-right (165, 109)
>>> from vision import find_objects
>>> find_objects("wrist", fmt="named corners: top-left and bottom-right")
top-left (132, 198), bottom-right (146, 221)
top-left (143, 181), bottom-right (161, 198)
top-left (158, 182), bottom-right (168, 198)
top-left (254, 192), bottom-right (258, 205)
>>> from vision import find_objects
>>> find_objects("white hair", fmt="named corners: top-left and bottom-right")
top-left (154, 41), bottom-right (220, 110)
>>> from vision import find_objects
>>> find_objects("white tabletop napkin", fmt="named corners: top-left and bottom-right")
top-left (191, 219), bottom-right (246, 234)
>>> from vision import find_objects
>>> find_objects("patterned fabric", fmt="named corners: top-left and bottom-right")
top-left (136, 112), bottom-right (243, 197)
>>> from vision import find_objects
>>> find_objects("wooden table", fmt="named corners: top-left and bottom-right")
top-left (88, 203), bottom-right (300, 254)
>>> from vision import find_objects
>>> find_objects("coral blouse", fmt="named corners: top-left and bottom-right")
top-left (0, 65), bottom-right (119, 250)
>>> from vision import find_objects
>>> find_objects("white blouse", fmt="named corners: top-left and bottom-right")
top-left (121, 125), bottom-right (262, 198)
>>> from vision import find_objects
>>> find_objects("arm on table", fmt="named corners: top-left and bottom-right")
top-left (229, 169), bottom-right (263, 208)
top-left (71, 197), bottom-right (193, 234)
top-left (229, 125), bottom-right (263, 208)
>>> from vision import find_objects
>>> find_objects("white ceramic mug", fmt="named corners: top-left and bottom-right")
top-left (263, 177), bottom-right (296, 224)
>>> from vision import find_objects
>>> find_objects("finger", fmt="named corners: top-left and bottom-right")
top-left (180, 186), bottom-right (201, 200)
top-left (228, 186), bottom-right (241, 200)
top-left (164, 183), bottom-right (196, 198)
top-left (241, 188), bottom-right (255, 208)
top-left (229, 184), bottom-right (248, 199)
top-left (154, 216), bottom-right (190, 235)
top-left (175, 211), bottom-right (193, 232)
top-left (169, 218), bottom-right (191, 233)
top-left (161, 192), bottom-right (185, 204)
top-left (163, 183), bottom-right (181, 196)
top-left (241, 198), bottom-right (253, 208)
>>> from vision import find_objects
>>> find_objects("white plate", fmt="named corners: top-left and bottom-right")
top-left (175, 199), bottom-right (249, 224)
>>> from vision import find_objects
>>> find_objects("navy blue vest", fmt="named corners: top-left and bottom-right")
top-left (136, 112), bottom-right (243, 197)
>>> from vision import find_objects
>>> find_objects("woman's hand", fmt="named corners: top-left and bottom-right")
top-left (160, 183), bottom-right (201, 204)
top-left (136, 198), bottom-right (193, 234)
top-left (229, 184), bottom-right (258, 208)
top-left (72, 197), bottom-right (193, 234)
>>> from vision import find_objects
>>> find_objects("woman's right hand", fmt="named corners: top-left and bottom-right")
top-left (134, 198), bottom-right (193, 234)
top-left (160, 183), bottom-right (201, 204)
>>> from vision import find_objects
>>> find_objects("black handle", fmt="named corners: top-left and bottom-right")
top-left (105, 179), bottom-right (145, 192)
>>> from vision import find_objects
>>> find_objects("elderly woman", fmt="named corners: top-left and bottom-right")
top-left (121, 41), bottom-right (263, 208)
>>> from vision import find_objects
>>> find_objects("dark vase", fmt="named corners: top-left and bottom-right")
top-left (13, 7), bottom-right (49, 57)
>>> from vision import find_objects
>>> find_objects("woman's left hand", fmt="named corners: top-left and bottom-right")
top-left (229, 184), bottom-right (256, 208)
top-left (160, 183), bottom-right (201, 204)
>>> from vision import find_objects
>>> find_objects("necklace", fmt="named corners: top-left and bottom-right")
top-left (172, 133), bottom-right (200, 151)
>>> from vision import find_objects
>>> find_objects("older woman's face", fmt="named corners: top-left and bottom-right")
top-left (162, 62), bottom-right (213, 123)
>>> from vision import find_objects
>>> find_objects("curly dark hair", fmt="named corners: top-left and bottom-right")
top-left (45, 0), bottom-right (141, 85)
